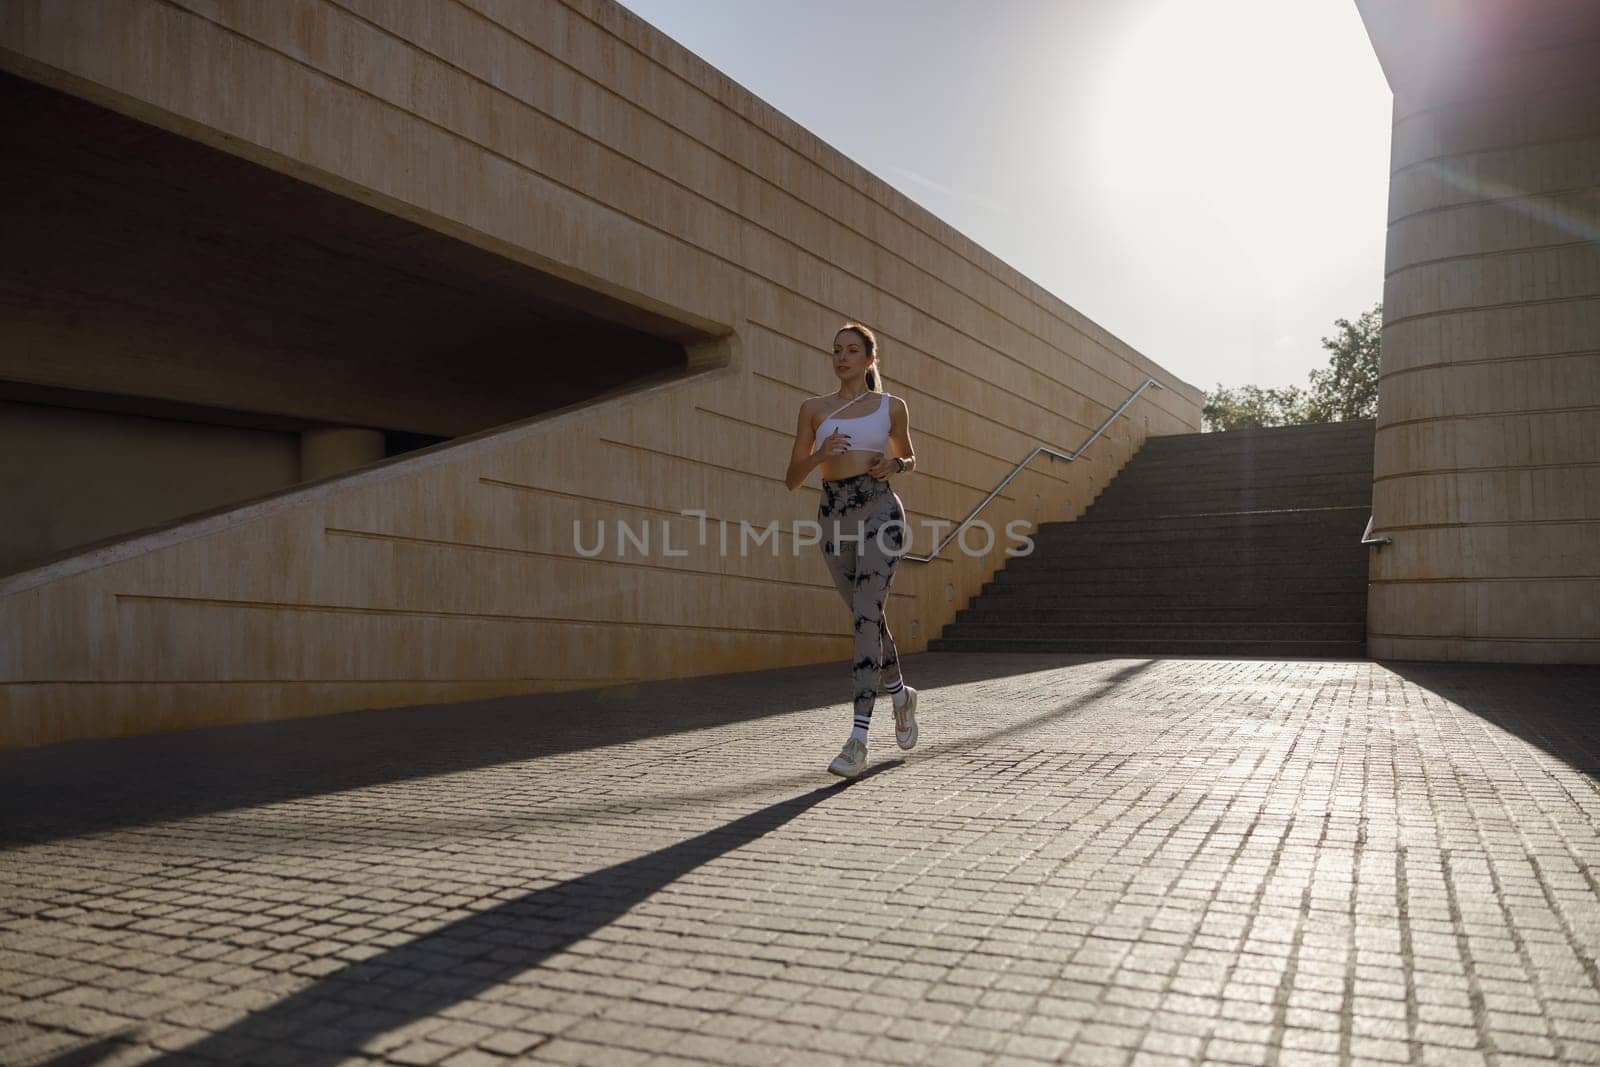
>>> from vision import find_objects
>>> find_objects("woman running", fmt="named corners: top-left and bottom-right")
top-left (784, 323), bottom-right (919, 777)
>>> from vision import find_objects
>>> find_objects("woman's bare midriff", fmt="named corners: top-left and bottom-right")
top-left (818, 451), bottom-right (884, 480)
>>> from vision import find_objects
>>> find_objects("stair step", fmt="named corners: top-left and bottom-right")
top-left (1144, 421), bottom-right (1375, 448)
top-left (940, 622), bottom-right (1365, 641)
top-left (1037, 508), bottom-right (1370, 536)
top-left (982, 578), bottom-right (1366, 597)
top-left (1027, 527), bottom-right (1367, 551)
top-left (1100, 472), bottom-right (1373, 495)
top-left (1012, 538), bottom-right (1367, 563)
top-left (1123, 457), bottom-right (1374, 477)
top-left (1091, 480), bottom-right (1370, 499)
top-left (996, 552), bottom-right (1369, 575)
top-left (987, 563), bottom-right (1369, 584)
top-left (1136, 436), bottom-right (1373, 456)
top-left (974, 587), bottom-right (1366, 606)
top-left (1085, 499), bottom-right (1372, 520)
top-left (1121, 459), bottom-right (1372, 478)
top-left (1116, 445), bottom-right (1374, 467)
top-left (956, 604), bottom-right (1363, 624)
top-left (1094, 483), bottom-right (1369, 502)
top-left (927, 637), bottom-right (1368, 657)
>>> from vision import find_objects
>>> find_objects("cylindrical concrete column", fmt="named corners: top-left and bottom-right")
top-left (300, 427), bottom-right (386, 482)
top-left (1369, 40), bottom-right (1600, 662)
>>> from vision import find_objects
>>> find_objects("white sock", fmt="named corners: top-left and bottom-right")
top-left (850, 724), bottom-right (868, 744)
top-left (890, 685), bottom-right (909, 708)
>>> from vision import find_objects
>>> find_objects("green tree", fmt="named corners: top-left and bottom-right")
top-left (1202, 383), bottom-right (1310, 432)
top-left (1203, 302), bottom-right (1382, 431)
top-left (1305, 302), bottom-right (1382, 422)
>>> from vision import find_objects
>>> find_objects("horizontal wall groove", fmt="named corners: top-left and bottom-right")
top-left (1392, 75), bottom-right (1600, 132)
top-left (745, 362), bottom-right (1101, 466)
top-left (745, 317), bottom-right (1165, 456)
top-left (747, 270), bottom-right (1143, 421)
top-left (1369, 632), bottom-right (1600, 644)
top-left (158, 0), bottom-right (1147, 422)
top-left (1378, 348), bottom-right (1600, 382)
top-left (1383, 239), bottom-right (1599, 280)
top-left (1389, 40), bottom-right (1600, 121)
top-left (744, 324), bottom-right (1109, 442)
top-left (113, 591), bottom-right (847, 637)
top-left (596, 435), bottom-right (781, 485)
top-left (1389, 126), bottom-right (1600, 179)
top-left (1371, 516), bottom-right (1600, 532)
top-left (288, 0), bottom-right (1163, 413)
top-left (324, 526), bottom-right (865, 591)
top-left (483, 470), bottom-right (947, 556)
top-left (1385, 184), bottom-right (1600, 228)
top-left (1373, 461), bottom-right (1600, 483)
top-left (553, 0), bottom-right (1171, 381)
top-left (477, 477), bottom-right (955, 567)
top-left (595, 435), bottom-right (971, 527)
top-left (735, 380), bottom-right (1079, 490)
top-left (1368, 575), bottom-right (1600, 585)
top-left (1377, 403), bottom-right (1600, 429)
top-left (692, 405), bottom-right (1020, 504)
top-left (1382, 293), bottom-right (1600, 329)
top-left (746, 370), bottom-right (1078, 494)
top-left (476, 470), bottom-right (960, 563)
top-left (476, 477), bottom-right (744, 524)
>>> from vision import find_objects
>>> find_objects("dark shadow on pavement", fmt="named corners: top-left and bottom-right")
top-left (0, 652), bottom-right (1134, 845)
top-left (1384, 661), bottom-right (1600, 782)
top-left (425, 658), bottom-right (1159, 833)
top-left (33, 1035), bottom-right (133, 1067)
top-left (42, 763), bottom-right (901, 1067)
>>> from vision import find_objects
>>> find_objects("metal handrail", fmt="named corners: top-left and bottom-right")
top-left (901, 377), bottom-right (1165, 564)
top-left (1360, 515), bottom-right (1392, 547)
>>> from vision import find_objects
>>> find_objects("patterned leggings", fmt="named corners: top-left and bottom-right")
top-left (818, 472), bottom-right (908, 728)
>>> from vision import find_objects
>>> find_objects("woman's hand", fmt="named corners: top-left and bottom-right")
top-left (865, 452), bottom-right (897, 479)
top-left (818, 429), bottom-right (852, 456)
top-left (788, 427), bottom-right (853, 490)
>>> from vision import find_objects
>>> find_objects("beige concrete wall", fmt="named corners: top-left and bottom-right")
top-left (1368, 43), bottom-right (1600, 662)
top-left (0, 0), bottom-right (1200, 748)
top-left (0, 401), bottom-right (302, 575)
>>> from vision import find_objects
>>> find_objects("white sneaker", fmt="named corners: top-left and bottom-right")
top-left (894, 687), bottom-right (918, 750)
top-left (828, 737), bottom-right (868, 778)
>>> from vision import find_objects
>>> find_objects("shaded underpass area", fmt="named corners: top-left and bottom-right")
top-left (0, 70), bottom-right (703, 577)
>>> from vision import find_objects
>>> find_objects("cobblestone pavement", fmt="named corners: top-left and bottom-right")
top-left (2, 655), bottom-right (1599, 1067)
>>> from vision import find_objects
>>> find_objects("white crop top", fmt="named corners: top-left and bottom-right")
top-left (813, 392), bottom-right (892, 455)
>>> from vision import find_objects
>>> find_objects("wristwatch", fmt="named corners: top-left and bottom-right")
top-left (893, 456), bottom-right (907, 474)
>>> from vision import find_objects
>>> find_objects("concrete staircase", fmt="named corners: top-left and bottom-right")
top-left (929, 420), bottom-right (1375, 657)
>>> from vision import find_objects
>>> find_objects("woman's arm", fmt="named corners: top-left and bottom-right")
top-left (786, 402), bottom-right (841, 491)
top-left (868, 396), bottom-right (916, 478)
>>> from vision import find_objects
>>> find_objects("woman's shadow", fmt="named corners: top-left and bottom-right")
top-left (47, 762), bottom-right (902, 1066)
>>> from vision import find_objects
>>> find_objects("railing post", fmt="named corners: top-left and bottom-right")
top-left (901, 378), bottom-right (1165, 564)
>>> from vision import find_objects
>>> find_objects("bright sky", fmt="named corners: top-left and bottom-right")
top-left (615, 0), bottom-right (1394, 393)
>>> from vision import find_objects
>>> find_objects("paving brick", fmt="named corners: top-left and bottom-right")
top-left (2, 656), bottom-right (1598, 1066)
